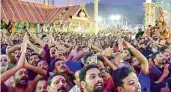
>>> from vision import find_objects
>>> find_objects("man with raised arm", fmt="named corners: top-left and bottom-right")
top-left (0, 33), bottom-right (47, 92)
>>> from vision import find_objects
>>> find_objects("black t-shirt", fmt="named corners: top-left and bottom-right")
top-left (149, 65), bottom-right (164, 83)
top-left (28, 70), bottom-right (37, 81)
top-left (149, 65), bottom-right (167, 92)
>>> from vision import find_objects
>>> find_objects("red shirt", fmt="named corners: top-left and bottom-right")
top-left (103, 77), bottom-right (117, 92)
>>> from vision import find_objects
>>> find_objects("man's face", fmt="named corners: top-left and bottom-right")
top-left (50, 47), bottom-right (57, 57)
top-left (55, 60), bottom-right (67, 73)
top-left (38, 60), bottom-right (49, 71)
top-left (0, 55), bottom-right (9, 73)
top-left (76, 45), bottom-right (82, 51)
top-left (155, 53), bottom-right (166, 65)
top-left (82, 68), bottom-right (104, 92)
top-left (132, 58), bottom-right (139, 67)
top-left (36, 80), bottom-right (48, 92)
top-left (6, 46), bottom-right (12, 52)
top-left (163, 51), bottom-right (171, 62)
top-left (14, 68), bottom-right (28, 86)
top-left (82, 47), bottom-right (90, 53)
top-left (74, 71), bottom-right (81, 87)
top-left (118, 72), bottom-right (141, 92)
top-left (122, 50), bottom-right (131, 61)
top-left (131, 58), bottom-right (141, 72)
top-left (29, 55), bottom-right (39, 66)
top-left (14, 50), bottom-right (21, 60)
top-left (49, 75), bottom-right (67, 92)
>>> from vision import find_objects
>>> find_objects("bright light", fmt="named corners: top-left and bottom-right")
top-left (146, 0), bottom-right (152, 3)
top-left (97, 16), bottom-right (102, 22)
top-left (109, 15), bottom-right (121, 20)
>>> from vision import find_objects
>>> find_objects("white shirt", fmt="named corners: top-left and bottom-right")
top-left (69, 85), bottom-right (81, 92)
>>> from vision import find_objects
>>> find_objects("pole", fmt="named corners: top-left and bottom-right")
top-left (93, 0), bottom-right (98, 34)
top-left (44, 0), bottom-right (48, 5)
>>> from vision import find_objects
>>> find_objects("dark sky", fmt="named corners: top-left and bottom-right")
top-left (54, 0), bottom-right (153, 24)
top-left (24, 0), bottom-right (161, 24)
top-left (54, 0), bottom-right (148, 7)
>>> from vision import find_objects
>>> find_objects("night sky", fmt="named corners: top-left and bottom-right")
top-left (23, 0), bottom-right (163, 24)
top-left (53, 0), bottom-right (152, 24)
top-left (54, 0), bottom-right (147, 7)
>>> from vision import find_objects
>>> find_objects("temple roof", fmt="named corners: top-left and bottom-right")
top-left (1, 0), bottom-right (91, 24)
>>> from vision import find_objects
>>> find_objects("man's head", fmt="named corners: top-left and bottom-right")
top-left (14, 68), bottom-right (28, 87)
top-left (48, 74), bottom-right (68, 92)
top-left (6, 46), bottom-right (12, 54)
top-left (36, 78), bottom-right (48, 92)
top-left (50, 46), bottom-right (57, 57)
top-left (153, 52), bottom-right (166, 65)
top-left (75, 44), bottom-right (82, 51)
top-left (74, 70), bottom-right (81, 87)
top-left (53, 59), bottom-right (67, 73)
top-left (0, 55), bottom-right (9, 73)
top-left (38, 60), bottom-right (49, 71)
top-left (14, 49), bottom-right (21, 61)
top-left (131, 57), bottom-right (141, 72)
top-left (162, 51), bottom-right (171, 64)
top-left (29, 53), bottom-right (40, 66)
top-left (122, 50), bottom-right (131, 61)
top-left (112, 67), bottom-right (141, 92)
top-left (79, 65), bottom-right (104, 92)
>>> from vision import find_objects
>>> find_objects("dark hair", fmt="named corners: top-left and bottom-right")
top-left (37, 78), bottom-right (48, 83)
top-left (79, 64), bottom-right (99, 81)
top-left (149, 52), bottom-right (160, 60)
top-left (107, 56), bottom-right (115, 60)
top-left (48, 73), bottom-right (63, 86)
top-left (50, 45), bottom-right (58, 49)
top-left (84, 52), bottom-right (94, 62)
top-left (30, 53), bottom-right (39, 57)
top-left (52, 58), bottom-right (63, 71)
top-left (159, 46), bottom-right (168, 52)
top-left (29, 53), bottom-right (40, 62)
top-left (112, 67), bottom-right (134, 87)
top-left (37, 59), bottom-right (47, 64)
top-left (97, 55), bottom-right (103, 61)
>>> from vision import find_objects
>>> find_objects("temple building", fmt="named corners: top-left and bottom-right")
top-left (1, 0), bottom-right (92, 32)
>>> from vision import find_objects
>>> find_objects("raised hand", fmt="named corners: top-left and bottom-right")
top-left (160, 86), bottom-right (170, 92)
top-left (23, 32), bottom-right (29, 42)
top-left (24, 58), bottom-right (30, 68)
top-left (16, 55), bottom-right (25, 69)
top-left (122, 40), bottom-right (131, 49)
top-left (118, 39), bottom-right (124, 51)
top-left (162, 64), bottom-right (169, 78)
top-left (21, 33), bottom-right (29, 53)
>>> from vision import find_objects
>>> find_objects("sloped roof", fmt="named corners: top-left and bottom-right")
top-left (1, 0), bottom-right (91, 24)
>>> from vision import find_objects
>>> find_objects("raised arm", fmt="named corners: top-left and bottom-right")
top-left (27, 40), bottom-right (40, 54)
top-left (0, 62), bottom-right (22, 83)
top-left (6, 44), bottom-right (20, 64)
top-left (3, 32), bottom-right (13, 46)
top-left (28, 31), bottom-right (46, 48)
top-left (102, 56), bottom-right (118, 71)
top-left (24, 59), bottom-right (47, 76)
top-left (27, 75), bottom-right (44, 91)
top-left (123, 40), bottom-right (149, 74)
top-left (0, 33), bottom-right (28, 83)
top-left (156, 64), bottom-right (169, 83)
top-left (89, 44), bottom-right (103, 53)
top-left (60, 40), bottom-right (74, 53)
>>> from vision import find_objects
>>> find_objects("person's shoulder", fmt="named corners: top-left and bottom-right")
top-left (1, 83), bottom-right (15, 92)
